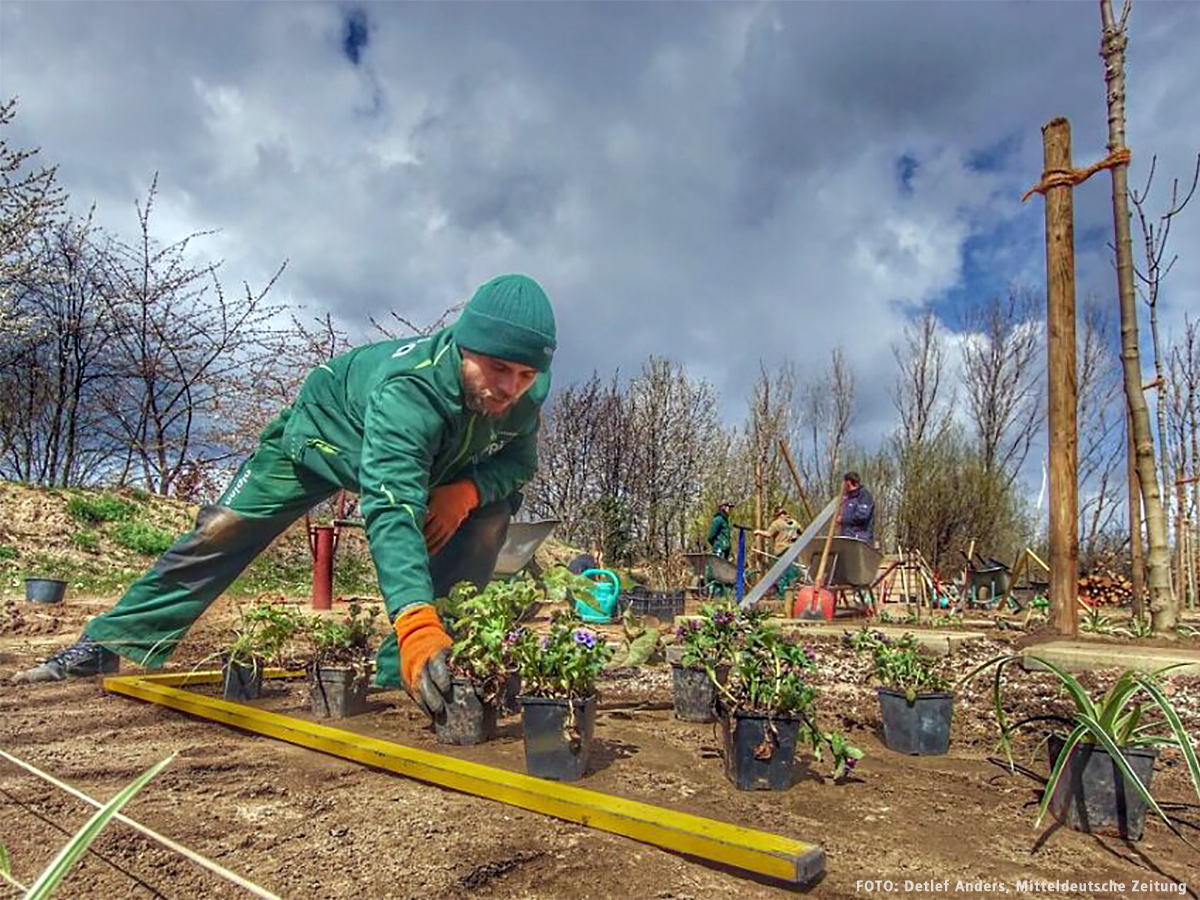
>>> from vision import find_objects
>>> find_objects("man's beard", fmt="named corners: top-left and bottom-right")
top-left (464, 385), bottom-right (513, 419)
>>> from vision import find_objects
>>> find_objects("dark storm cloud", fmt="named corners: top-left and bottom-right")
top-left (1, 0), bottom-right (1197, 455)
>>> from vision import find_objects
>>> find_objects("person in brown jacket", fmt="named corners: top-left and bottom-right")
top-left (756, 505), bottom-right (802, 605)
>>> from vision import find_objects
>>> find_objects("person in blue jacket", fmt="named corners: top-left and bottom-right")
top-left (837, 472), bottom-right (875, 544)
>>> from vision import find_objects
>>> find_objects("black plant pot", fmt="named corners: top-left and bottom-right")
top-left (25, 578), bottom-right (67, 605)
top-left (876, 688), bottom-right (954, 755)
top-left (519, 695), bottom-right (597, 781)
top-left (670, 664), bottom-right (728, 723)
top-left (1046, 734), bottom-right (1158, 840)
top-left (502, 671), bottom-right (522, 716)
top-left (308, 666), bottom-right (370, 719)
top-left (222, 656), bottom-right (263, 701)
top-left (721, 710), bottom-right (802, 791)
top-left (435, 679), bottom-right (499, 745)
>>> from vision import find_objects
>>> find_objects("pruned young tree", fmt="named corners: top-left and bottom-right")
top-left (958, 288), bottom-right (1044, 486)
top-left (1166, 318), bottom-right (1199, 607)
top-left (1130, 151), bottom-right (1200, 508)
top-left (1101, 0), bottom-right (1176, 632)
top-left (95, 176), bottom-right (286, 496)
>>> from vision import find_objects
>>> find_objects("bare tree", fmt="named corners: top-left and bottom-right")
top-left (625, 357), bottom-right (720, 558)
top-left (746, 362), bottom-right (795, 550)
top-left (0, 212), bottom-right (121, 485)
top-left (796, 347), bottom-right (857, 498)
top-left (95, 176), bottom-right (286, 495)
top-left (891, 310), bottom-right (954, 452)
top-left (1101, 0), bottom-right (1176, 632)
top-left (0, 98), bottom-right (67, 331)
top-left (958, 288), bottom-right (1044, 485)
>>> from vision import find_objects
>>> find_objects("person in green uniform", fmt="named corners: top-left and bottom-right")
top-left (11, 274), bottom-right (555, 720)
top-left (706, 502), bottom-right (733, 560)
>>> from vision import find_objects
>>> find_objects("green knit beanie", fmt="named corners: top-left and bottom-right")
top-left (453, 274), bottom-right (556, 372)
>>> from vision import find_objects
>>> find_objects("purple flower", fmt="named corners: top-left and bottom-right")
top-left (844, 757), bottom-right (858, 773)
top-left (539, 635), bottom-right (550, 650)
top-left (573, 630), bottom-right (597, 650)
top-left (803, 645), bottom-right (816, 663)
top-left (505, 629), bottom-right (525, 646)
top-left (713, 610), bottom-right (734, 627)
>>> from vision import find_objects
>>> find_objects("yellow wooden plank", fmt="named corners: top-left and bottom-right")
top-left (104, 673), bottom-right (825, 885)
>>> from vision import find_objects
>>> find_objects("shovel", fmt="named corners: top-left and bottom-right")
top-left (793, 483), bottom-right (846, 621)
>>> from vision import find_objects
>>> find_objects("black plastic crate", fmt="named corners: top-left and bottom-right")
top-left (621, 586), bottom-right (685, 622)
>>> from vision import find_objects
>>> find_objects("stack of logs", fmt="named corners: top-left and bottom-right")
top-left (1077, 571), bottom-right (1133, 606)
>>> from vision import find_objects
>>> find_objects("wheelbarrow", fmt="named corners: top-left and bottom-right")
top-left (683, 552), bottom-right (738, 599)
top-left (494, 520), bottom-right (560, 577)
top-left (794, 536), bottom-right (883, 620)
top-left (958, 551), bottom-right (1013, 610)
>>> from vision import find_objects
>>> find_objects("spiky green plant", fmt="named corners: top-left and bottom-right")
top-left (959, 654), bottom-right (1200, 842)
top-left (1, 755), bottom-right (174, 898)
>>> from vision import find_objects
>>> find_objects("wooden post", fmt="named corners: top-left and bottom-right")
top-left (1041, 117), bottom-right (1080, 638)
top-left (778, 439), bottom-right (815, 521)
top-left (1127, 406), bottom-right (1145, 618)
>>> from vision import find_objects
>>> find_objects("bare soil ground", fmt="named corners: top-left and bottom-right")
top-left (3, 595), bottom-right (1200, 900)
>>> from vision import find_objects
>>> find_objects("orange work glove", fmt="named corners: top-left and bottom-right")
top-left (424, 478), bottom-right (480, 554)
top-left (395, 605), bottom-right (453, 716)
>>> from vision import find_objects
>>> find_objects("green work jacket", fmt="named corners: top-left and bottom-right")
top-left (279, 327), bottom-right (549, 614)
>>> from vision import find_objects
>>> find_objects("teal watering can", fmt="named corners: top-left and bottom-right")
top-left (573, 569), bottom-right (622, 624)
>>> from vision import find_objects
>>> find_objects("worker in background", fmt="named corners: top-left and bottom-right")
top-left (756, 505), bottom-right (802, 603)
top-left (838, 471), bottom-right (875, 544)
top-left (706, 501), bottom-right (734, 560)
top-left (12, 275), bottom-right (556, 723)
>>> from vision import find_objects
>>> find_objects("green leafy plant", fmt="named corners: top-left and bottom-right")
top-left (540, 565), bottom-right (601, 605)
top-left (1179, 623), bottom-right (1200, 641)
top-left (298, 602), bottom-right (379, 673)
top-left (113, 521), bottom-right (175, 556)
top-left (844, 628), bottom-right (950, 701)
top-left (674, 604), bottom-right (739, 671)
top-left (511, 609), bottom-right (614, 699)
top-left (436, 576), bottom-right (541, 697)
top-left (1115, 615), bottom-right (1155, 639)
top-left (66, 495), bottom-right (136, 524)
top-left (225, 600), bottom-right (304, 671)
top-left (714, 607), bottom-right (862, 779)
top-left (0, 544), bottom-right (18, 561)
top-left (72, 530), bottom-right (100, 553)
top-left (959, 654), bottom-right (1200, 839)
top-left (607, 607), bottom-right (664, 669)
top-left (0, 754), bottom-right (174, 898)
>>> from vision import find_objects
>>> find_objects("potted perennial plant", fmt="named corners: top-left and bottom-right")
top-left (221, 600), bottom-right (302, 701)
top-left (510, 610), bottom-right (614, 781)
top-left (846, 628), bottom-right (954, 755)
top-left (299, 602), bottom-right (379, 718)
top-left (433, 576), bottom-right (542, 744)
top-left (671, 604), bottom-right (740, 722)
top-left (960, 654), bottom-right (1200, 841)
top-left (714, 608), bottom-right (862, 791)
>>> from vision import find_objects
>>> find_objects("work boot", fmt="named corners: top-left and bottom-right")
top-left (10, 634), bottom-right (120, 683)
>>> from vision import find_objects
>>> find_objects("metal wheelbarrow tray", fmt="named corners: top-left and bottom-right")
top-left (683, 553), bottom-right (738, 587)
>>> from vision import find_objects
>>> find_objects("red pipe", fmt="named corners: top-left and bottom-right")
top-left (312, 525), bottom-right (335, 610)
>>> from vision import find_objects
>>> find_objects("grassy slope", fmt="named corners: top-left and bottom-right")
top-left (0, 481), bottom-right (379, 600)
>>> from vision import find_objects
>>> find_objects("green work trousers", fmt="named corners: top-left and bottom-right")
top-left (85, 411), bottom-right (515, 689)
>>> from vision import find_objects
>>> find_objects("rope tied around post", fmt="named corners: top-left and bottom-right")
top-left (1022, 147), bottom-right (1131, 202)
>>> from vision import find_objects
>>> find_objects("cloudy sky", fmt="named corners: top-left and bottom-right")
top-left (2, 1), bottom-right (1198, 462)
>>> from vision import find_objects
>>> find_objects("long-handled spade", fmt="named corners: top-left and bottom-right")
top-left (793, 483), bottom-right (845, 621)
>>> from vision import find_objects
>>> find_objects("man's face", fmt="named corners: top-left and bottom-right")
top-left (461, 350), bottom-right (539, 418)
top-left (843, 478), bottom-right (859, 494)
